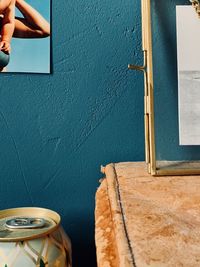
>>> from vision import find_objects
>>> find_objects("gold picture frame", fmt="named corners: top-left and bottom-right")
top-left (129, 0), bottom-right (200, 176)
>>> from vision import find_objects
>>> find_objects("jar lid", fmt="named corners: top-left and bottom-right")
top-left (0, 207), bottom-right (60, 242)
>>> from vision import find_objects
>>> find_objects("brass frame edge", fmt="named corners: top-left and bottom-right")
top-left (155, 168), bottom-right (200, 176)
top-left (142, 0), bottom-right (156, 174)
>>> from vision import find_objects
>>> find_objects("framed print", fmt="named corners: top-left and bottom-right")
top-left (0, 0), bottom-right (51, 73)
top-left (177, 6), bottom-right (200, 145)
top-left (129, 0), bottom-right (200, 175)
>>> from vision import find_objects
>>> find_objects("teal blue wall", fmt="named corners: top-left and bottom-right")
top-left (0, 0), bottom-right (144, 266)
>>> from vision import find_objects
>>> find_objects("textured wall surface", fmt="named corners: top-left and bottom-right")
top-left (0, 0), bottom-right (144, 266)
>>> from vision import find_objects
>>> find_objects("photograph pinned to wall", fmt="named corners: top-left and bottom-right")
top-left (176, 6), bottom-right (200, 145)
top-left (0, 0), bottom-right (51, 73)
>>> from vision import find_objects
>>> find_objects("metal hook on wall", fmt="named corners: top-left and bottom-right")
top-left (128, 50), bottom-right (147, 72)
top-left (128, 50), bottom-right (150, 166)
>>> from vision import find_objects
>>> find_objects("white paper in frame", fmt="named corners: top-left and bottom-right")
top-left (176, 6), bottom-right (200, 145)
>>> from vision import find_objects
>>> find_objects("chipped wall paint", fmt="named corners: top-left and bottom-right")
top-left (0, 0), bottom-right (144, 266)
